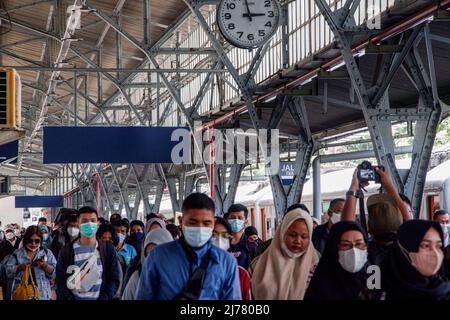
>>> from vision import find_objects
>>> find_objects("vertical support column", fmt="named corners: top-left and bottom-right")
top-left (143, 0), bottom-right (151, 48)
top-left (116, 9), bottom-right (122, 81)
top-left (312, 156), bottom-right (322, 220)
top-left (214, 164), bottom-right (244, 216)
top-left (314, 0), bottom-right (444, 216)
top-left (281, 3), bottom-right (290, 69)
top-left (150, 182), bottom-right (164, 214)
top-left (167, 176), bottom-right (181, 213)
top-left (313, 0), bottom-right (404, 192)
top-left (97, 49), bottom-right (103, 105)
top-left (74, 68), bottom-right (78, 126)
top-left (268, 97), bottom-right (315, 221)
top-left (402, 51), bottom-right (442, 215)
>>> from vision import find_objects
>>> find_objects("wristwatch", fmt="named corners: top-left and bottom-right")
top-left (346, 190), bottom-right (359, 198)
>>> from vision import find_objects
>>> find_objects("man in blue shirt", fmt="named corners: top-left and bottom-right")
top-left (136, 193), bottom-right (242, 300)
top-left (225, 204), bottom-right (251, 269)
top-left (112, 219), bottom-right (137, 267)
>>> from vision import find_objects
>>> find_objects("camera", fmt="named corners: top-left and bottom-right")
top-left (357, 161), bottom-right (383, 184)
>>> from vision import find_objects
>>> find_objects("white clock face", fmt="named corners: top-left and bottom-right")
top-left (217, 0), bottom-right (281, 49)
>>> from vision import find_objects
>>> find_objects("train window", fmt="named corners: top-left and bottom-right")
top-left (427, 195), bottom-right (440, 220)
top-left (266, 220), bottom-right (272, 239)
top-left (322, 201), bottom-right (330, 214)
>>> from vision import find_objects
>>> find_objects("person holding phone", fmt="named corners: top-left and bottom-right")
top-left (3, 226), bottom-right (57, 300)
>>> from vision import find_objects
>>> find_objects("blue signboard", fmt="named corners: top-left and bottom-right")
top-left (43, 126), bottom-right (190, 164)
top-left (0, 140), bottom-right (18, 163)
top-left (280, 161), bottom-right (295, 185)
top-left (15, 196), bottom-right (64, 208)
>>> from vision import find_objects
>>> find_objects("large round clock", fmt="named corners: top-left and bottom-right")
top-left (217, 0), bottom-right (281, 49)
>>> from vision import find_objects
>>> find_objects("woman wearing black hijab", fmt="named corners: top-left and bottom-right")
top-left (304, 221), bottom-right (370, 300)
top-left (380, 220), bottom-right (450, 300)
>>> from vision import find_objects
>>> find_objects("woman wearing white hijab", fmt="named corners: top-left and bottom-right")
top-left (121, 228), bottom-right (173, 300)
top-left (145, 217), bottom-right (166, 234)
top-left (251, 208), bottom-right (320, 300)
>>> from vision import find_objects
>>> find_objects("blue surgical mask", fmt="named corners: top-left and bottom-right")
top-left (228, 219), bottom-right (245, 233)
top-left (183, 226), bottom-right (212, 248)
top-left (134, 232), bottom-right (144, 241)
top-left (80, 222), bottom-right (98, 238)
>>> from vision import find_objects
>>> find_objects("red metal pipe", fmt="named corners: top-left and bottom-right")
top-left (202, 0), bottom-right (450, 130)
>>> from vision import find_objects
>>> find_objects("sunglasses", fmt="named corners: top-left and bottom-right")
top-left (28, 239), bottom-right (41, 244)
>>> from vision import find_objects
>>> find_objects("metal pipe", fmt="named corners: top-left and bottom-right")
top-left (4, 66), bottom-right (226, 73)
top-left (312, 156), bottom-right (321, 220)
top-left (312, 145), bottom-right (413, 219)
top-left (202, 0), bottom-right (450, 130)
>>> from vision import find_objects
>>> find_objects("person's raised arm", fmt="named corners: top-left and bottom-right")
top-left (342, 169), bottom-right (359, 222)
top-left (375, 167), bottom-right (413, 221)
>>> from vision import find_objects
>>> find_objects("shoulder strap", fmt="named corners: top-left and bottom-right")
top-left (97, 240), bottom-right (110, 269)
top-left (174, 249), bottom-right (212, 300)
top-left (61, 240), bottom-right (75, 268)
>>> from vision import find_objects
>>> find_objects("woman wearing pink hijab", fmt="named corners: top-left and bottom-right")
top-left (251, 208), bottom-right (320, 300)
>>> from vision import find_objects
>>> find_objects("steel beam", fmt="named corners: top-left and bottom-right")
top-left (214, 164), bottom-right (244, 216)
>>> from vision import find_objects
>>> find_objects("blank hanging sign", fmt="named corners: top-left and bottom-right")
top-left (43, 126), bottom-right (190, 164)
top-left (15, 196), bottom-right (64, 208)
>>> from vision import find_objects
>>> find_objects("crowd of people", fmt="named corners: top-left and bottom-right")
top-left (1, 166), bottom-right (450, 300)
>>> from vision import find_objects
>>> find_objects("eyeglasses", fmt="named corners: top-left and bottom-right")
top-left (27, 239), bottom-right (41, 244)
top-left (213, 231), bottom-right (232, 240)
top-left (338, 241), bottom-right (367, 251)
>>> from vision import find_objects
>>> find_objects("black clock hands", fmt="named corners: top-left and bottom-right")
top-left (243, 13), bottom-right (266, 18)
top-left (244, 0), bottom-right (252, 21)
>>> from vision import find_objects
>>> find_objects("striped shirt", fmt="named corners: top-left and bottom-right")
top-left (72, 240), bottom-right (103, 300)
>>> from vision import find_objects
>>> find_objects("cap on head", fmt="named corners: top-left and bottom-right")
top-left (367, 193), bottom-right (403, 237)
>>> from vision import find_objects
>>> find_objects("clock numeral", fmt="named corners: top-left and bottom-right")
top-left (224, 13), bottom-right (232, 20)
top-left (248, 34), bottom-right (254, 41)
top-left (226, 3), bottom-right (236, 9)
top-left (268, 11), bottom-right (274, 17)
top-left (264, 0), bottom-right (271, 7)
top-left (228, 23), bottom-right (235, 30)
top-left (237, 32), bottom-right (244, 38)
top-left (265, 21), bottom-right (272, 27)
top-left (259, 30), bottom-right (266, 37)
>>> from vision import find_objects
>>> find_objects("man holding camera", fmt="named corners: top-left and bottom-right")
top-left (342, 164), bottom-right (413, 266)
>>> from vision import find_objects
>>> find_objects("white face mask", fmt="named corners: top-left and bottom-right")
top-left (330, 212), bottom-right (341, 224)
top-left (441, 224), bottom-right (450, 247)
top-left (212, 236), bottom-right (230, 251)
top-left (281, 241), bottom-right (305, 259)
top-left (14, 229), bottom-right (21, 237)
top-left (26, 244), bottom-right (40, 252)
top-left (338, 247), bottom-right (368, 273)
top-left (117, 233), bottom-right (126, 245)
top-left (42, 234), bottom-right (49, 241)
top-left (67, 226), bottom-right (80, 238)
